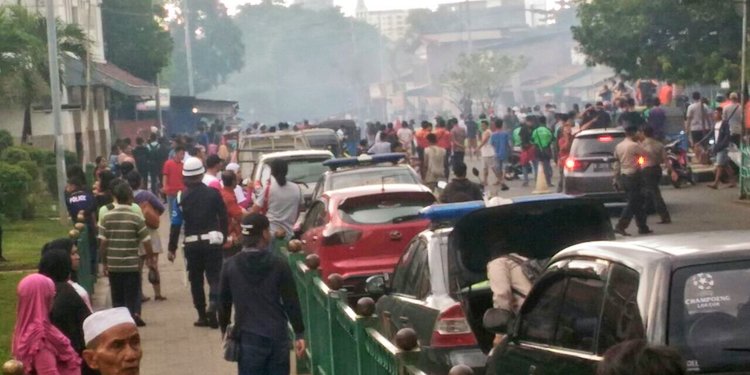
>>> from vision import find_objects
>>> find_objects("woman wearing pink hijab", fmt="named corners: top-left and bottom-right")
top-left (12, 273), bottom-right (81, 375)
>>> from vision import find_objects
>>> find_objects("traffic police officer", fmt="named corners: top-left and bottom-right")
top-left (168, 157), bottom-right (228, 328)
top-left (613, 124), bottom-right (652, 236)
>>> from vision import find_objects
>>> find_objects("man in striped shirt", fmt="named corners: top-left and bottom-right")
top-left (99, 182), bottom-right (154, 326)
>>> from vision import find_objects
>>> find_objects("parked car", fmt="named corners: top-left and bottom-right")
top-left (367, 195), bottom-right (613, 374)
top-left (563, 128), bottom-right (626, 209)
top-left (446, 195), bottom-right (615, 357)
top-left (301, 128), bottom-right (342, 156)
top-left (310, 153), bottom-right (422, 201)
top-left (368, 201), bottom-right (487, 374)
top-left (248, 150), bottom-right (334, 208)
top-left (299, 184), bottom-right (435, 295)
top-left (483, 231), bottom-right (750, 374)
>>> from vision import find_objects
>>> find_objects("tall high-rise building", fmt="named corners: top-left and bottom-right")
top-left (356, 0), bottom-right (413, 41)
top-left (292, 0), bottom-right (334, 11)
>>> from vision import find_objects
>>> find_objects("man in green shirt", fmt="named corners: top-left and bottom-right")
top-left (531, 118), bottom-right (554, 187)
top-left (98, 181), bottom-right (154, 326)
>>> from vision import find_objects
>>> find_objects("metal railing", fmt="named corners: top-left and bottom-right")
top-left (279, 238), bottom-right (428, 375)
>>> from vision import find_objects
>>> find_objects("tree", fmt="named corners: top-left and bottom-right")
top-left (442, 51), bottom-right (527, 113)
top-left (0, 5), bottom-right (88, 144)
top-left (166, 0), bottom-right (244, 95)
top-left (101, 0), bottom-right (173, 82)
top-left (572, 0), bottom-right (742, 84)
top-left (206, 3), bottom-right (384, 121)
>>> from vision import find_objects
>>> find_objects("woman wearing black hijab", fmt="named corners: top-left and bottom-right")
top-left (39, 240), bottom-right (99, 375)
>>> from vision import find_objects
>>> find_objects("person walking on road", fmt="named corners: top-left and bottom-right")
top-left (218, 213), bottom-right (306, 375)
top-left (220, 170), bottom-right (245, 258)
top-left (708, 107), bottom-right (737, 189)
top-left (451, 117), bottom-right (467, 168)
top-left (168, 157), bottom-right (228, 329)
top-left (162, 146), bottom-right (185, 216)
top-left (490, 118), bottom-right (511, 191)
top-left (99, 182), bottom-right (155, 326)
top-left (439, 162), bottom-right (483, 203)
top-left (251, 159), bottom-right (303, 239)
top-left (613, 124), bottom-right (652, 236)
top-left (476, 119), bottom-right (497, 186)
top-left (531, 117), bottom-right (554, 187)
top-left (423, 133), bottom-right (446, 191)
top-left (556, 116), bottom-right (574, 192)
top-left (640, 126), bottom-right (671, 224)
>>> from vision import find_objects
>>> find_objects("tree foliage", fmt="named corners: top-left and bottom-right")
top-left (0, 5), bottom-right (88, 143)
top-left (442, 51), bottom-right (527, 112)
top-left (102, 0), bottom-right (173, 82)
top-left (206, 3), bottom-right (384, 121)
top-left (572, 0), bottom-right (742, 84)
top-left (166, 0), bottom-right (244, 95)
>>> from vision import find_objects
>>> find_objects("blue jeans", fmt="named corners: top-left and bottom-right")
top-left (533, 158), bottom-right (553, 186)
top-left (238, 332), bottom-right (290, 375)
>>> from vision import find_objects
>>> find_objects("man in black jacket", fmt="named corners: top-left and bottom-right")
top-left (218, 213), bottom-right (305, 375)
top-left (439, 162), bottom-right (483, 203)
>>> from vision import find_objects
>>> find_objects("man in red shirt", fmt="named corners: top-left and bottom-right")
top-left (219, 171), bottom-right (244, 258)
top-left (434, 117), bottom-right (453, 179)
top-left (162, 145), bottom-right (185, 217)
top-left (658, 81), bottom-right (673, 106)
top-left (414, 121), bottom-right (433, 179)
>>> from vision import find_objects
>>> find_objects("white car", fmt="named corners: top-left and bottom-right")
top-left (247, 149), bottom-right (334, 208)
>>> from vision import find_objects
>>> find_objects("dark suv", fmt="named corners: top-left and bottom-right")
top-left (563, 128), bottom-right (626, 208)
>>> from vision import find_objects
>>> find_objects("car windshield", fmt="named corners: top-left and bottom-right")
top-left (570, 134), bottom-right (624, 157)
top-left (669, 260), bottom-right (750, 373)
top-left (287, 158), bottom-right (331, 184)
top-left (339, 196), bottom-right (433, 225)
top-left (330, 168), bottom-right (418, 190)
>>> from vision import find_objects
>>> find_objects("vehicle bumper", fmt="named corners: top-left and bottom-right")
top-left (419, 346), bottom-right (486, 374)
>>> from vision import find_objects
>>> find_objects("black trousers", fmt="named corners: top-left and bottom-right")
top-left (184, 242), bottom-right (223, 315)
top-left (452, 150), bottom-right (465, 169)
top-left (642, 166), bottom-right (670, 221)
top-left (443, 149), bottom-right (452, 179)
top-left (617, 173), bottom-right (649, 231)
top-left (110, 272), bottom-right (142, 316)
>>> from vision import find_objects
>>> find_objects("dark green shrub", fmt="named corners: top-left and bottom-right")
top-left (23, 146), bottom-right (55, 166)
top-left (0, 162), bottom-right (32, 220)
top-left (16, 160), bottom-right (39, 180)
top-left (42, 164), bottom-right (58, 197)
top-left (0, 146), bottom-right (31, 164)
top-left (65, 151), bottom-right (80, 168)
top-left (0, 129), bottom-right (12, 153)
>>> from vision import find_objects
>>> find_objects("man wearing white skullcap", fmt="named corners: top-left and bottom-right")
top-left (82, 307), bottom-right (142, 375)
top-left (223, 162), bottom-right (247, 206)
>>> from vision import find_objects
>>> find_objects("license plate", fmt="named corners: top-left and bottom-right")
top-left (593, 163), bottom-right (611, 172)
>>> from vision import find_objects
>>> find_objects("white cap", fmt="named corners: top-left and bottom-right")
top-left (83, 307), bottom-right (136, 345)
top-left (225, 163), bottom-right (240, 172)
top-left (150, 126), bottom-right (159, 134)
top-left (183, 157), bottom-right (205, 177)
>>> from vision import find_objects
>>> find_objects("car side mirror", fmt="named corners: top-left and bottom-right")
top-left (483, 308), bottom-right (515, 334)
top-left (365, 274), bottom-right (388, 296)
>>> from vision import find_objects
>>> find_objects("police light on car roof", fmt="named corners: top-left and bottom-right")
top-left (419, 201), bottom-right (485, 223)
top-left (322, 152), bottom-right (405, 170)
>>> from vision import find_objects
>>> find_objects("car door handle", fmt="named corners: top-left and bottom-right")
top-left (312, 236), bottom-right (318, 242)
top-left (389, 231), bottom-right (402, 241)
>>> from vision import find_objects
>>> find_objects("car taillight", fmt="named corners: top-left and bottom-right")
top-left (598, 135), bottom-right (614, 142)
top-left (322, 227), bottom-right (363, 246)
top-left (431, 303), bottom-right (478, 348)
top-left (564, 158), bottom-right (588, 172)
top-left (638, 156), bottom-right (646, 167)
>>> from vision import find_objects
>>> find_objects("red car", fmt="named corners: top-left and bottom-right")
top-left (299, 184), bottom-right (436, 293)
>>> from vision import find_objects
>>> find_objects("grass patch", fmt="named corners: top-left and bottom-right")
top-left (1, 217), bottom-right (71, 271)
top-left (0, 271), bottom-right (28, 361)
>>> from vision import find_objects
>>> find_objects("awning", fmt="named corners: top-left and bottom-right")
top-left (64, 55), bottom-right (156, 98)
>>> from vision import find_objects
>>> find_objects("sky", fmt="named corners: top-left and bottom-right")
top-left (220, 0), bottom-right (553, 17)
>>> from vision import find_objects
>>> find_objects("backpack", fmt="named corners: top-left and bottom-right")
top-left (507, 254), bottom-right (549, 284)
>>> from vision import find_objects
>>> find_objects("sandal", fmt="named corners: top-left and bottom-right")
top-left (707, 184), bottom-right (718, 189)
top-left (155, 296), bottom-right (167, 301)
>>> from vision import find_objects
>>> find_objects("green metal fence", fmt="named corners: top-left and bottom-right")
top-left (283, 248), bottom-right (427, 375)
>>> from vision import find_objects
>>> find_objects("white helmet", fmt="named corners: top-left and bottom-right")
top-left (182, 157), bottom-right (205, 177)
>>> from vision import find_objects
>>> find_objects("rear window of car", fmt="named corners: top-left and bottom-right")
top-left (330, 168), bottom-right (418, 190)
top-left (338, 194), bottom-right (434, 225)
top-left (570, 134), bottom-right (624, 157)
top-left (287, 158), bottom-right (331, 184)
top-left (668, 260), bottom-right (750, 373)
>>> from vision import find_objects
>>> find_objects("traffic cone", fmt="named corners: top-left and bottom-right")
top-left (532, 165), bottom-right (551, 194)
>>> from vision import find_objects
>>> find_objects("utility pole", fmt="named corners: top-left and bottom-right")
top-left (45, 0), bottom-right (68, 223)
top-left (741, 0), bottom-right (748, 199)
top-left (183, 0), bottom-right (195, 96)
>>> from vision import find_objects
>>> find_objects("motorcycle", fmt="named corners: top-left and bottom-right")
top-left (504, 148), bottom-right (524, 181)
top-left (665, 139), bottom-right (694, 188)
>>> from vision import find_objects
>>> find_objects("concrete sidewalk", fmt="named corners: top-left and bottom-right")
top-left (91, 222), bottom-right (235, 374)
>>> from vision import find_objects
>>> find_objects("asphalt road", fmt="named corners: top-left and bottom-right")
top-left (461, 156), bottom-right (750, 237)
